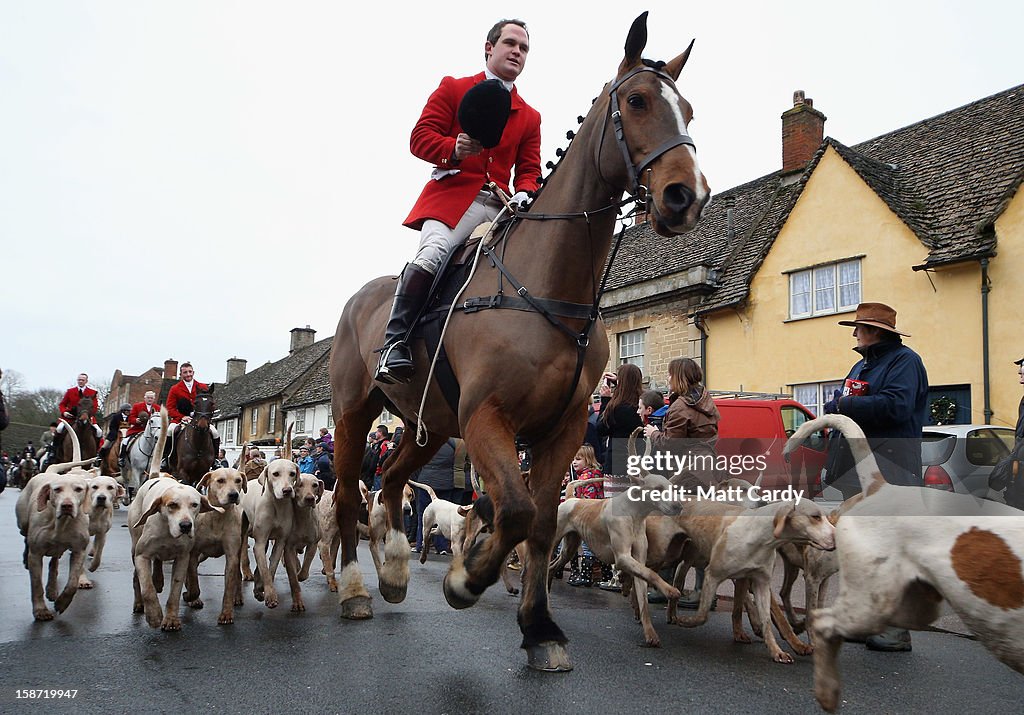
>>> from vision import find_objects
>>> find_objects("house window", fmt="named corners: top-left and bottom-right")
top-left (380, 407), bottom-right (392, 424)
top-left (792, 381), bottom-right (845, 417)
top-left (617, 329), bottom-right (646, 371)
top-left (327, 408), bottom-right (334, 429)
top-left (268, 404), bottom-right (277, 432)
top-left (223, 420), bottom-right (235, 444)
top-left (295, 409), bottom-right (306, 433)
top-left (250, 408), bottom-right (259, 435)
top-left (789, 259), bottom-right (861, 319)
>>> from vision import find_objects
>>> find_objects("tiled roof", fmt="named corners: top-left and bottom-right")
top-left (606, 83), bottom-right (1024, 315)
top-left (281, 352), bottom-right (332, 409)
top-left (212, 338), bottom-right (332, 419)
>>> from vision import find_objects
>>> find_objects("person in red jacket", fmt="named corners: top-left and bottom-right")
top-left (375, 18), bottom-right (542, 384)
top-left (126, 390), bottom-right (160, 437)
top-left (164, 362), bottom-right (219, 466)
top-left (55, 372), bottom-right (103, 454)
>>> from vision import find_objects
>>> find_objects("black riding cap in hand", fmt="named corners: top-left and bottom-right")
top-left (457, 79), bottom-right (511, 149)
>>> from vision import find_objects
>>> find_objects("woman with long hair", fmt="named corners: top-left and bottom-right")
top-left (644, 357), bottom-right (719, 450)
top-left (596, 363), bottom-right (644, 475)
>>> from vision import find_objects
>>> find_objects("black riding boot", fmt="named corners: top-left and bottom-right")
top-left (374, 264), bottom-right (435, 385)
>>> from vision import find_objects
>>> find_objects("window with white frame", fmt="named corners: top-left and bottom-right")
top-left (250, 408), bottom-right (258, 435)
top-left (327, 408), bottom-right (334, 429)
top-left (789, 259), bottom-right (861, 319)
top-left (268, 404), bottom-right (277, 432)
top-left (295, 408), bottom-right (306, 433)
top-left (617, 329), bottom-right (646, 371)
top-left (792, 381), bottom-right (845, 417)
top-left (223, 419), bottom-right (235, 444)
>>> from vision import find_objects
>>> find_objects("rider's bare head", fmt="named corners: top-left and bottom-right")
top-left (179, 362), bottom-right (194, 381)
top-left (77, 373), bottom-right (88, 387)
top-left (144, 391), bottom-right (156, 405)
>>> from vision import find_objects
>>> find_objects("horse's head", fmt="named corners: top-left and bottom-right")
top-left (193, 393), bottom-right (215, 430)
top-left (74, 398), bottom-right (97, 423)
top-left (591, 12), bottom-right (710, 235)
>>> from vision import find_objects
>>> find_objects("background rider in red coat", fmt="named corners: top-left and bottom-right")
top-left (55, 372), bottom-right (103, 451)
top-left (375, 18), bottom-right (542, 384)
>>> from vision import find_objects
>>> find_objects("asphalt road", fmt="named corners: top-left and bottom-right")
top-left (0, 487), bottom-right (1020, 714)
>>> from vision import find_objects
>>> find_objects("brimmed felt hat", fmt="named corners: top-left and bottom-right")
top-left (458, 79), bottom-right (511, 149)
top-left (837, 302), bottom-right (910, 337)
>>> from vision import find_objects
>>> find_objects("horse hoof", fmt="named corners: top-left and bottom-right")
top-left (526, 642), bottom-right (574, 672)
top-left (340, 595), bottom-right (374, 620)
top-left (378, 582), bottom-right (407, 604)
top-left (442, 571), bottom-right (479, 610)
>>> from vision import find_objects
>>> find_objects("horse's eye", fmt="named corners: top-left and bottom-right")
top-left (627, 94), bottom-right (645, 109)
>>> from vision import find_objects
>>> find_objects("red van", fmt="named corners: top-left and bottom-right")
top-left (713, 398), bottom-right (828, 496)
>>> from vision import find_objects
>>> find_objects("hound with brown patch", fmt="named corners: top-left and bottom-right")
top-left (459, 494), bottom-right (526, 596)
top-left (786, 414), bottom-right (1024, 711)
top-left (317, 481), bottom-right (369, 592)
top-left (184, 467), bottom-right (247, 624)
top-left (409, 481), bottom-right (465, 562)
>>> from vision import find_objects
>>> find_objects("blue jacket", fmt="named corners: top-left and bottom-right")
top-left (825, 338), bottom-right (928, 487)
top-left (298, 455), bottom-right (316, 474)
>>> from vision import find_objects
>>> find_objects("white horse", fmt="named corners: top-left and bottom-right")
top-left (121, 410), bottom-right (163, 504)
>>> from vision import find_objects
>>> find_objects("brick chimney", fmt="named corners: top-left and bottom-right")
top-left (163, 359), bottom-right (178, 380)
top-left (290, 326), bottom-right (316, 355)
top-left (781, 90), bottom-right (826, 175)
top-left (226, 357), bottom-right (247, 384)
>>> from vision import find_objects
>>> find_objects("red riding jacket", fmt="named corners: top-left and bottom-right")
top-left (166, 380), bottom-right (209, 424)
top-left (126, 401), bottom-right (161, 436)
top-left (403, 72), bottom-right (542, 231)
top-left (58, 386), bottom-right (98, 423)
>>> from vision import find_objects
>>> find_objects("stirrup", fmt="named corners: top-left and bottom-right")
top-left (374, 343), bottom-right (414, 385)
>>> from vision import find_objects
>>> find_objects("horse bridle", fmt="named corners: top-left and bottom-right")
top-left (602, 64), bottom-right (697, 200)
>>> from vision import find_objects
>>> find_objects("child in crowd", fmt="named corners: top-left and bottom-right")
top-left (561, 445), bottom-right (607, 587)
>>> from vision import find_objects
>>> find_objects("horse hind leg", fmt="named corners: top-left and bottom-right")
top-left (333, 409), bottom-right (378, 620)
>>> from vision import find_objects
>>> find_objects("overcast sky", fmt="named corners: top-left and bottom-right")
top-left (2, 1), bottom-right (1022, 394)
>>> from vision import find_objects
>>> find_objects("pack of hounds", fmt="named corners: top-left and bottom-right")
top-left (15, 409), bottom-right (1023, 712)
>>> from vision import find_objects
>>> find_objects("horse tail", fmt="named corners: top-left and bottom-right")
top-left (149, 406), bottom-right (169, 478)
top-left (408, 480), bottom-right (437, 502)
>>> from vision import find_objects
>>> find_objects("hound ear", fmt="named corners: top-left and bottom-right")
top-left (116, 484), bottom-right (126, 498)
top-left (197, 471), bottom-right (213, 490)
top-left (316, 480), bottom-right (325, 500)
top-left (457, 505), bottom-right (473, 517)
top-left (199, 495), bottom-right (224, 514)
top-left (36, 484), bottom-right (52, 512)
top-left (628, 473), bottom-right (645, 487)
top-left (240, 474), bottom-right (248, 493)
top-left (772, 504), bottom-right (796, 539)
top-left (132, 498), bottom-right (164, 529)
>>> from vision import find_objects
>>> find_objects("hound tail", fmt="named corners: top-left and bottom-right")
top-left (148, 406), bottom-right (169, 478)
top-left (782, 414), bottom-right (883, 494)
top-left (408, 480), bottom-right (437, 502)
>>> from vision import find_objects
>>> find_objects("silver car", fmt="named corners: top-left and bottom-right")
top-left (921, 424), bottom-right (1015, 501)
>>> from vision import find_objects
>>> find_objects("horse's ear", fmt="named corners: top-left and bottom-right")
top-left (621, 11), bottom-right (648, 69)
top-left (664, 39), bottom-right (695, 81)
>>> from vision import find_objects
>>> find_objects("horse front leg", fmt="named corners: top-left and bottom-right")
top-left (377, 431), bottom-right (448, 603)
top-left (334, 411), bottom-right (376, 620)
top-left (515, 433), bottom-right (583, 672)
top-left (443, 409), bottom-right (536, 611)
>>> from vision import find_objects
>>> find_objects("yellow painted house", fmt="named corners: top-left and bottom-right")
top-left (602, 85), bottom-right (1024, 428)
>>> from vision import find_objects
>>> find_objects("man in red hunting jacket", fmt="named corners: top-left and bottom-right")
top-left (374, 18), bottom-right (542, 385)
top-left (126, 390), bottom-right (160, 437)
top-left (163, 362), bottom-right (219, 468)
top-left (55, 373), bottom-right (103, 453)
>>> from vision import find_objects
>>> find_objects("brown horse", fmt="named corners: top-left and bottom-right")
top-left (171, 393), bottom-right (216, 486)
top-left (329, 12), bottom-right (709, 671)
top-left (59, 401), bottom-right (99, 463)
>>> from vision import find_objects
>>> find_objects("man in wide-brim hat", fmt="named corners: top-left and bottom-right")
top-left (823, 301), bottom-right (929, 652)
